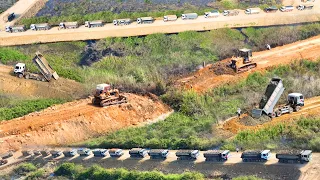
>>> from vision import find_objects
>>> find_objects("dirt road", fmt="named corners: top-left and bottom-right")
top-left (0, 1), bottom-right (319, 46)
top-left (1, 149), bottom-right (319, 180)
top-left (176, 34), bottom-right (320, 93)
top-left (0, 65), bottom-right (85, 99)
top-left (0, 0), bottom-right (43, 30)
top-left (0, 94), bottom-right (172, 153)
top-left (222, 96), bottom-right (320, 133)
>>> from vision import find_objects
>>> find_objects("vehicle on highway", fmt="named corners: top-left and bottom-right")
top-left (223, 10), bottom-right (239, 16)
top-left (5, 25), bottom-right (26, 33)
top-left (181, 13), bottom-right (198, 20)
top-left (264, 6), bottom-right (278, 13)
top-left (7, 13), bottom-right (15, 22)
top-left (297, 4), bottom-right (314, 10)
top-left (30, 23), bottom-right (50, 31)
top-left (204, 10), bottom-right (219, 18)
top-left (85, 20), bottom-right (104, 28)
top-left (245, 8), bottom-right (261, 15)
top-left (113, 19), bottom-right (131, 25)
top-left (163, 15), bottom-right (178, 22)
top-left (137, 17), bottom-right (154, 24)
top-left (280, 6), bottom-right (294, 12)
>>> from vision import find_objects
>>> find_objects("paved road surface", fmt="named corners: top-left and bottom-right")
top-left (0, 1), bottom-right (319, 46)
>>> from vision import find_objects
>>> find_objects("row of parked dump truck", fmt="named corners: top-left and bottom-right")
top-left (0, 148), bottom-right (309, 165)
top-left (5, 4), bottom-right (315, 33)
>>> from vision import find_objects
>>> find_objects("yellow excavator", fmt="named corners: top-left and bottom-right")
top-left (229, 48), bottom-right (257, 73)
top-left (92, 84), bottom-right (127, 107)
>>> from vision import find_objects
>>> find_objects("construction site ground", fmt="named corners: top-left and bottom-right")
top-left (0, 150), bottom-right (319, 180)
top-left (0, 0), bottom-right (319, 46)
top-left (176, 34), bottom-right (320, 93)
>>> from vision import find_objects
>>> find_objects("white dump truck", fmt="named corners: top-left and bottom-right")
top-left (85, 20), bottom-right (104, 28)
top-left (30, 23), bottom-right (50, 31)
top-left (113, 19), bottom-right (131, 25)
top-left (137, 17), bottom-right (154, 24)
top-left (181, 13), bottom-right (198, 20)
top-left (5, 25), bottom-right (26, 33)
top-left (13, 52), bottom-right (59, 82)
top-left (59, 22), bottom-right (78, 29)
top-left (163, 15), bottom-right (178, 22)
top-left (297, 4), bottom-right (314, 10)
top-left (223, 10), bottom-right (239, 16)
top-left (245, 8), bottom-right (261, 15)
top-left (204, 10), bottom-right (219, 18)
top-left (280, 6), bottom-right (294, 12)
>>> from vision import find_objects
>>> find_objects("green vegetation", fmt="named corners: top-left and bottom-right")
top-left (14, 163), bottom-right (37, 175)
top-left (0, 48), bottom-right (28, 64)
top-left (55, 163), bottom-right (204, 180)
top-left (0, 95), bottom-right (65, 121)
top-left (26, 169), bottom-right (46, 179)
top-left (233, 176), bottom-right (265, 180)
top-left (223, 117), bottom-right (320, 151)
top-left (85, 60), bottom-right (320, 150)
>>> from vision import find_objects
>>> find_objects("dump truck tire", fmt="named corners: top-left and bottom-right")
top-left (276, 111), bottom-right (282, 117)
top-left (18, 74), bottom-right (23, 78)
top-left (294, 106), bottom-right (301, 112)
top-left (269, 112), bottom-right (276, 118)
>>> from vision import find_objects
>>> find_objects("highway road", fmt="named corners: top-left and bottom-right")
top-left (0, 1), bottom-right (319, 46)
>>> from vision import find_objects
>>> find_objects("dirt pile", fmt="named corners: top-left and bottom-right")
top-left (175, 35), bottom-right (320, 93)
top-left (239, 115), bottom-right (271, 126)
top-left (0, 65), bottom-right (86, 99)
top-left (0, 93), bottom-right (172, 153)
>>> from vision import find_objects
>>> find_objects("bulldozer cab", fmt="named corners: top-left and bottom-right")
top-left (96, 84), bottom-right (111, 95)
top-left (237, 48), bottom-right (252, 63)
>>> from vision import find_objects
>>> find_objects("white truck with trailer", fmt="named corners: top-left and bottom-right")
top-left (241, 150), bottom-right (271, 162)
top-left (280, 6), bottom-right (294, 12)
top-left (245, 8), bottom-right (261, 15)
top-left (137, 17), bottom-right (154, 24)
top-left (181, 13), bottom-right (198, 20)
top-left (276, 150), bottom-right (312, 163)
top-left (113, 19), bottom-right (131, 25)
top-left (14, 52), bottom-right (59, 82)
top-left (297, 4), bottom-right (314, 10)
top-left (59, 22), bottom-right (78, 29)
top-left (30, 23), bottom-right (50, 31)
top-left (5, 25), bottom-right (26, 33)
top-left (163, 15), bottom-right (178, 22)
top-left (223, 10), bottom-right (239, 16)
top-left (85, 20), bottom-right (104, 28)
top-left (204, 10), bottom-right (219, 18)
top-left (252, 78), bottom-right (304, 118)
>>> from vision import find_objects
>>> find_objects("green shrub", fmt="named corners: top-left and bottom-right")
top-left (26, 168), bottom-right (46, 179)
top-left (0, 48), bottom-right (29, 64)
top-left (15, 163), bottom-right (37, 175)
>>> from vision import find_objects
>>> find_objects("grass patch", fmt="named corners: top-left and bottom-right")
top-left (14, 163), bottom-right (37, 175)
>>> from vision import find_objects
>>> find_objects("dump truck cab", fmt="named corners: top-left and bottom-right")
top-left (14, 63), bottom-right (26, 78)
top-left (301, 150), bottom-right (312, 162)
top-left (261, 150), bottom-right (271, 160)
top-left (109, 148), bottom-right (124, 157)
top-left (288, 93), bottom-right (304, 106)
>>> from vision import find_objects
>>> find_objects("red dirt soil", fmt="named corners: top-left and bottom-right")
top-left (176, 35), bottom-right (320, 93)
top-left (0, 94), bottom-right (172, 153)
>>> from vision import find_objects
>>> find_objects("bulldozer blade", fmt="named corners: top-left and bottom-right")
top-left (236, 63), bottom-right (257, 73)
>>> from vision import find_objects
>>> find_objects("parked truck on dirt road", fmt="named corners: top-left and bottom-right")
top-left (77, 148), bottom-right (92, 156)
top-left (113, 19), bottom-right (131, 25)
top-left (148, 149), bottom-right (169, 159)
top-left (181, 13), bottom-right (198, 20)
top-left (63, 150), bottom-right (78, 157)
top-left (137, 17), bottom-right (154, 24)
top-left (50, 150), bottom-right (63, 158)
top-left (204, 150), bottom-right (230, 161)
top-left (176, 150), bottom-right (200, 160)
top-left (245, 8), bottom-right (261, 14)
top-left (30, 23), bottom-right (50, 31)
top-left (297, 4), bottom-right (314, 10)
top-left (241, 150), bottom-right (271, 162)
top-left (252, 78), bottom-right (304, 118)
top-left (264, 6), bottom-right (278, 13)
top-left (92, 149), bottom-right (109, 157)
top-left (276, 150), bottom-right (312, 163)
top-left (14, 52), bottom-right (59, 82)
top-left (163, 15), bottom-right (178, 22)
top-left (109, 148), bottom-right (124, 157)
top-left (59, 22), bottom-right (78, 29)
top-left (129, 148), bottom-right (148, 158)
top-left (85, 20), bottom-right (104, 28)
top-left (223, 10), bottom-right (239, 16)
top-left (5, 25), bottom-right (26, 33)
top-left (204, 10), bottom-right (219, 18)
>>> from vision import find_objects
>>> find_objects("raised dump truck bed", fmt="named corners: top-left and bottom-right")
top-left (176, 150), bottom-right (200, 160)
top-left (109, 148), bottom-right (124, 157)
top-left (32, 52), bottom-right (59, 81)
top-left (203, 150), bottom-right (230, 161)
top-left (148, 149), bottom-right (169, 159)
top-left (92, 149), bottom-right (109, 157)
top-left (129, 148), bottom-right (148, 158)
top-left (276, 150), bottom-right (312, 163)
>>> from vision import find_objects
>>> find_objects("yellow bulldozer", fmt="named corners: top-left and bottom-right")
top-left (228, 48), bottom-right (257, 73)
top-left (92, 84), bottom-right (127, 107)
